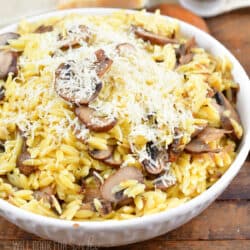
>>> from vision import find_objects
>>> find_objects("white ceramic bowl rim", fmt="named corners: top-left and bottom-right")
top-left (0, 8), bottom-right (249, 230)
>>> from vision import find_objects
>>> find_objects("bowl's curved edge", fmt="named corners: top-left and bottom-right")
top-left (0, 8), bottom-right (249, 246)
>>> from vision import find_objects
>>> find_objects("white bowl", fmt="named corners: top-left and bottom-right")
top-left (0, 8), bottom-right (249, 247)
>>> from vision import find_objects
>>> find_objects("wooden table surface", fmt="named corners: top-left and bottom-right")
top-left (1, 8), bottom-right (250, 250)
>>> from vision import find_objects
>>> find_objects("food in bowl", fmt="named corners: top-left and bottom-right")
top-left (0, 11), bottom-right (243, 221)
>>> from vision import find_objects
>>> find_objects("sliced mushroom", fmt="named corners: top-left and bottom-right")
top-left (34, 25), bottom-right (53, 33)
top-left (59, 25), bottom-right (91, 50)
top-left (94, 49), bottom-right (113, 78)
top-left (83, 187), bottom-right (102, 202)
top-left (33, 190), bottom-right (52, 203)
top-left (131, 25), bottom-right (177, 46)
top-left (75, 106), bottom-right (117, 132)
top-left (89, 145), bottom-right (114, 160)
top-left (0, 140), bottom-right (5, 152)
top-left (0, 32), bottom-right (20, 46)
top-left (153, 173), bottom-right (176, 191)
top-left (116, 43), bottom-right (136, 56)
top-left (33, 186), bottom-right (55, 202)
top-left (81, 199), bottom-right (112, 216)
top-left (168, 129), bottom-right (184, 163)
top-left (176, 37), bottom-right (196, 65)
top-left (103, 155), bottom-right (122, 167)
top-left (17, 139), bottom-right (36, 176)
top-left (55, 50), bottom-right (112, 105)
top-left (185, 139), bottom-right (219, 154)
top-left (185, 127), bottom-right (229, 154)
top-left (33, 186), bottom-right (61, 214)
top-left (191, 123), bottom-right (208, 138)
top-left (101, 166), bottom-right (143, 203)
top-left (141, 141), bottom-right (168, 175)
top-left (196, 127), bottom-right (231, 144)
top-left (55, 62), bottom-right (102, 104)
top-left (0, 50), bottom-right (18, 80)
top-left (0, 86), bottom-right (5, 101)
top-left (214, 92), bottom-right (242, 140)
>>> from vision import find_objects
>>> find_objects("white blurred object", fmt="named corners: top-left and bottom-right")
top-left (180, 0), bottom-right (250, 17)
top-left (0, 0), bottom-right (177, 27)
top-left (0, 0), bottom-right (57, 27)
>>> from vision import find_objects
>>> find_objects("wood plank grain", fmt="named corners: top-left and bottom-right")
top-left (0, 200), bottom-right (250, 241)
top-left (218, 161), bottom-right (250, 200)
top-left (113, 240), bottom-right (250, 250)
top-left (0, 240), bottom-right (249, 250)
top-left (206, 8), bottom-right (250, 74)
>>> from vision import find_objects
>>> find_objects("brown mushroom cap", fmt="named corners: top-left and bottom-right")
top-left (81, 199), bottom-right (112, 216)
top-left (34, 25), bottom-right (53, 33)
top-left (103, 155), bottom-right (122, 167)
top-left (55, 50), bottom-right (112, 105)
top-left (55, 62), bottom-right (103, 105)
top-left (191, 123), bottom-right (208, 138)
top-left (0, 86), bottom-right (5, 101)
top-left (17, 138), bottom-right (36, 176)
top-left (89, 145), bottom-right (114, 160)
top-left (94, 49), bottom-right (113, 78)
top-left (185, 139), bottom-right (220, 154)
top-left (101, 166), bottom-right (143, 202)
top-left (75, 105), bottom-right (117, 132)
top-left (0, 32), bottom-right (20, 46)
top-left (141, 142), bottom-right (168, 175)
top-left (153, 173), bottom-right (176, 190)
top-left (0, 50), bottom-right (18, 80)
top-left (185, 127), bottom-right (229, 154)
top-left (17, 151), bottom-right (36, 176)
top-left (176, 37), bottom-right (196, 65)
top-left (59, 25), bottom-right (91, 50)
top-left (214, 92), bottom-right (242, 140)
top-left (131, 25), bottom-right (177, 46)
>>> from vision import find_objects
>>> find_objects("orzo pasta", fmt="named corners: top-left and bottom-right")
top-left (0, 10), bottom-right (242, 220)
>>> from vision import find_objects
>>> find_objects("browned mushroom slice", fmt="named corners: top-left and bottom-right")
top-left (101, 166), bottom-right (143, 203)
top-left (33, 190), bottom-right (52, 203)
top-left (191, 123), bottom-right (208, 138)
top-left (131, 25), bottom-right (177, 46)
top-left (33, 186), bottom-right (61, 214)
top-left (0, 32), bottom-right (20, 46)
top-left (214, 92), bottom-right (242, 140)
top-left (0, 86), bottom-right (5, 101)
top-left (196, 127), bottom-right (231, 144)
top-left (83, 187), bottom-right (103, 202)
top-left (141, 142), bottom-right (168, 175)
top-left (33, 186), bottom-right (55, 202)
top-left (59, 25), bottom-right (91, 50)
top-left (17, 139), bottom-right (36, 176)
top-left (185, 139), bottom-right (220, 154)
top-left (55, 62), bottom-right (102, 104)
top-left (34, 25), bottom-right (53, 33)
top-left (179, 53), bottom-right (193, 65)
top-left (103, 155), bottom-right (122, 167)
top-left (176, 37), bottom-right (196, 65)
top-left (0, 140), bottom-right (5, 152)
top-left (185, 127), bottom-right (229, 154)
top-left (89, 145), bottom-right (114, 160)
top-left (153, 173), bottom-right (176, 191)
top-left (94, 49), bottom-right (113, 78)
top-left (116, 43), bottom-right (136, 56)
top-left (81, 199), bottom-right (112, 216)
top-left (0, 50), bottom-right (18, 80)
top-left (75, 106), bottom-right (117, 132)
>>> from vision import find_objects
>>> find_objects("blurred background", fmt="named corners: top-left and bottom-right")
top-left (1, 0), bottom-right (249, 30)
